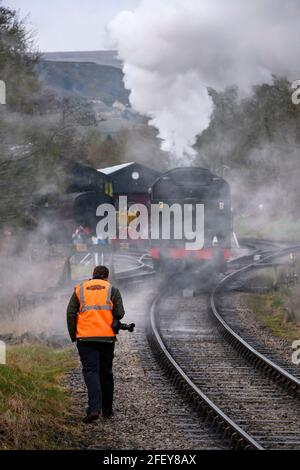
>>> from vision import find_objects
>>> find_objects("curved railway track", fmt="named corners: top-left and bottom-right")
top-left (2, 240), bottom-right (300, 449)
top-left (212, 247), bottom-right (300, 386)
top-left (146, 242), bottom-right (300, 450)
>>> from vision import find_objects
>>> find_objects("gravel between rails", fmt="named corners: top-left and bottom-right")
top-left (220, 291), bottom-right (300, 379)
top-left (158, 290), bottom-right (300, 450)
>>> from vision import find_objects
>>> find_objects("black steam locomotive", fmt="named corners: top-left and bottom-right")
top-left (34, 163), bottom-right (232, 266)
top-left (149, 167), bottom-right (232, 271)
top-left (33, 163), bottom-right (113, 243)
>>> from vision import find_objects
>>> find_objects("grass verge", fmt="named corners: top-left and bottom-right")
top-left (245, 287), bottom-right (300, 342)
top-left (0, 344), bottom-right (78, 450)
top-left (235, 215), bottom-right (300, 242)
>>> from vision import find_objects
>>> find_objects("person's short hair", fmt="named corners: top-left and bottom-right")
top-left (93, 266), bottom-right (109, 280)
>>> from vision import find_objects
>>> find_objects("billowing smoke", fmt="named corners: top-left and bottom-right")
top-left (109, 0), bottom-right (300, 164)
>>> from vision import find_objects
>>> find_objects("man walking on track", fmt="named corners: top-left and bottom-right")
top-left (67, 265), bottom-right (125, 423)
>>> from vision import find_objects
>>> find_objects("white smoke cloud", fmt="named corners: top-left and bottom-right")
top-left (109, 0), bottom-right (300, 164)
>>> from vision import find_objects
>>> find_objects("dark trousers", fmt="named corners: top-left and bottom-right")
top-left (77, 341), bottom-right (115, 415)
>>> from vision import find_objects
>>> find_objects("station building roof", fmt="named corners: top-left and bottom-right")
top-left (99, 162), bottom-right (135, 175)
top-left (98, 162), bottom-right (161, 194)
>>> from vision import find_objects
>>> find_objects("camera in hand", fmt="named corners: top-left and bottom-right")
top-left (112, 319), bottom-right (135, 334)
top-left (120, 322), bottom-right (135, 333)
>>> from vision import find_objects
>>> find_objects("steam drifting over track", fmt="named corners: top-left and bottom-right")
top-left (146, 241), bottom-right (300, 450)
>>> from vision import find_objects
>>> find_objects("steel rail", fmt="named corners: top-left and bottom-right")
top-left (146, 241), bottom-right (300, 450)
top-left (147, 296), bottom-right (264, 450)
top-left (210, 246), bottom-right (300, 395)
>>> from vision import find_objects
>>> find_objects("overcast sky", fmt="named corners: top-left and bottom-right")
top-left (5, 0), bottom-right (140, 52)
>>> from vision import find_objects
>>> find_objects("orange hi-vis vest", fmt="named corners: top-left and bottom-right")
top-left (75, 279), bottom-right (115, 339)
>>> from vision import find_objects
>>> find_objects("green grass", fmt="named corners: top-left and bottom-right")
top-left (245, 288), bottom-right (300, 342)
top-left (235, 215), bottom-right (300, 242)
top-left (0, 345), bottom-right (78, 450)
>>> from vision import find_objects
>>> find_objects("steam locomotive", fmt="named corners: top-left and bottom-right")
top-left (33, 163), bottom-right (113, 244)
top-left (34, 163), bottom-right (232, 273)
top-left (149, 167), bottom-right (232, 271)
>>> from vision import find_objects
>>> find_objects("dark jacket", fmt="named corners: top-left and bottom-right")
top-left (66, 282), bottom-right (125, 343)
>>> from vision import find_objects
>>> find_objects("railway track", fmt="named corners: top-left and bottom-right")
top-left (3, 240), bottom-right (300, 449)
top-left (212, 247), bottom-right (300, 384)
top-left (114, 252), bottom-right (154, 280)
top-left (146, 242), bottom-right (300, 450)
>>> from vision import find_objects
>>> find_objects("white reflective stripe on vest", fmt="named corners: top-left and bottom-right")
top-left (79, 283), bottom-right (113, 313)
top-left (81, 305), bottom-right (113, 311)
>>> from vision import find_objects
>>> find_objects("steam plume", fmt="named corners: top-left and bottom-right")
top-left (109, 0), bottom-right (300, 164)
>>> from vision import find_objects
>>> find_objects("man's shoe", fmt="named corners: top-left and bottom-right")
top-left (102, 410), bottom-right (114, 419)
top-left (83, 410), bottom-right (100, 424)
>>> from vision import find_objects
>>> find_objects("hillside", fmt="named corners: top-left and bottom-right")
top-left (37, 59), bottom-right (129, 107)
top-left (42, 50), bottom-right (122, 68)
